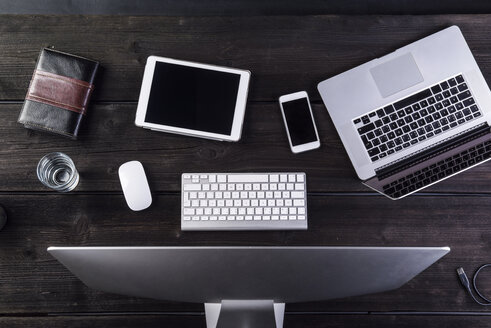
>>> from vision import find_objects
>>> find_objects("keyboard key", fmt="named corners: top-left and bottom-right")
top-left (368, 148), bottom-right (380, 156)
top-left (384, 105), bottom-right (395, 114)
top-left (457, 90), bottom-right (471, 101)
top-left (463, 97), bottom-right (475, 107)
top-left (448, 78), bottom-right (457, 87)
top-left (291, 191), bottom-right (305, 198)
top-left (431, 85), bottom-right (442, 94)
top-left (184, 184), bottom-right (202, 191)
top-left (358, 123), bottom-right (375, 134)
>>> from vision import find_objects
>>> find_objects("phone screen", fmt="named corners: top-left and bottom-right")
top-left (282, 98), bottom-right (317, 146)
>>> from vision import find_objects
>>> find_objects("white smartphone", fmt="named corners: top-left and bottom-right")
top-left (279, 91), bottom-right (321, 153)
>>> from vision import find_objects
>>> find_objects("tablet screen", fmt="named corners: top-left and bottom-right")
top-left (144, 62), bottom-right (241, 135)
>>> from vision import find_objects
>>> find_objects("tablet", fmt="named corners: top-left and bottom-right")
top-left (135, 56), bottom-right (251, 142)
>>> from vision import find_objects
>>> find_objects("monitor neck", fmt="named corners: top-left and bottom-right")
top-left (204, 300), bottom-right (285, 328)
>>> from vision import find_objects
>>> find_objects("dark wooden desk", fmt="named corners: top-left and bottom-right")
top-left (1, 14), bottom-right (491, 327)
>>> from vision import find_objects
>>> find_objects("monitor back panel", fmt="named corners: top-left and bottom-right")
top-left (48, 246), bottom-right (449, 303)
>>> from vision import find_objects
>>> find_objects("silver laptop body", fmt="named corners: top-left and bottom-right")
top-left (318, 26), bottom-right (491, 199)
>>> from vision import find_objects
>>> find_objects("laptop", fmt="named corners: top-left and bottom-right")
top-left (318, 26), bottom-right (491, 200)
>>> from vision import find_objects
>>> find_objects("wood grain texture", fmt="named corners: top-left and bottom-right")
top-left (1, 13), bottom-right (491, 326)
top-left (0, 15), bottom-right (490, 102)
top-left (0, 194), bottom-right (490, 313)
top-left (2, 314), bottom-right (491, 328)
top-left (4, 103), bottom-right (491, 193)
top-left (1, 0), bottom-right (490, 16)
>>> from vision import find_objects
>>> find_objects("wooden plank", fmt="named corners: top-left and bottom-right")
top-left (0, 15), bottom-right (490, 102)
top-left (1, 0), bottom-right (490, 16)
top-left (0, 194), bottom-right (490, 313)
top-left (3, 103), bottom-right (491, 193)
top-left (2, 314), bottom-right (491, 328)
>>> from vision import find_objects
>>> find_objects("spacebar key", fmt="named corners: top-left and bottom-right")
top-left (228, 175), bottom-right (269, 183)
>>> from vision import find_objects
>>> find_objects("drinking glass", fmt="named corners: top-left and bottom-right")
top-left (37, 152), bottom-right (79, 192)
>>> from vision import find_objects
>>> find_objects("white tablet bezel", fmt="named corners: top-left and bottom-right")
top-left (135, 56), bottom-right (251, 142)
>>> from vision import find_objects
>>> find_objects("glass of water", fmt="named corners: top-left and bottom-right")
top-left (37, 152), bottom-right (79, 192)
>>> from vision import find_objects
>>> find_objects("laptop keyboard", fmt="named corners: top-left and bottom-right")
top-left (353, 74), bottom-right (482, 163)
top-left (382, 140), bottom-right (491, 199)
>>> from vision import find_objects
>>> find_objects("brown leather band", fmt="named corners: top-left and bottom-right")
top-left (26, 70), bottom-right (94, 115)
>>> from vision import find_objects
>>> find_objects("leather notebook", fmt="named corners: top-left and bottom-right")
top-left (18, 48), bottom-right (99, 139)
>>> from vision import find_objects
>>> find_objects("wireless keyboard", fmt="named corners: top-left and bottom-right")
top-left (181, 173), bottom-right (308, 231)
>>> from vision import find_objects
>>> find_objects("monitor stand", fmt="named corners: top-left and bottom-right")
top-left (205, 300), bottom-right (285, 328)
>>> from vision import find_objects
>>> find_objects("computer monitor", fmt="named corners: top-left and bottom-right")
top-left (48, 246), bottom-right (449, 328)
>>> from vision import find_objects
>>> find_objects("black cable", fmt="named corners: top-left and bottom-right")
top-left (456, 264), bottom-right (491, 306)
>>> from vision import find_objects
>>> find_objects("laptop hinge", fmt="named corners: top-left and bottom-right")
top-left (375, 122), bottom-right (490, 180)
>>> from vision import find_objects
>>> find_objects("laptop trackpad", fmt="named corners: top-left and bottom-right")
top-left (370, 53), bottom-right (423, 98)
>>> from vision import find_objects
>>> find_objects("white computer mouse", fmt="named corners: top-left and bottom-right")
top-left (118, 161), bottom-right (152, 211)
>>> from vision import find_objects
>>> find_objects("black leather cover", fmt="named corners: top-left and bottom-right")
top-left (18, 48), bottom-right (99, 139)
